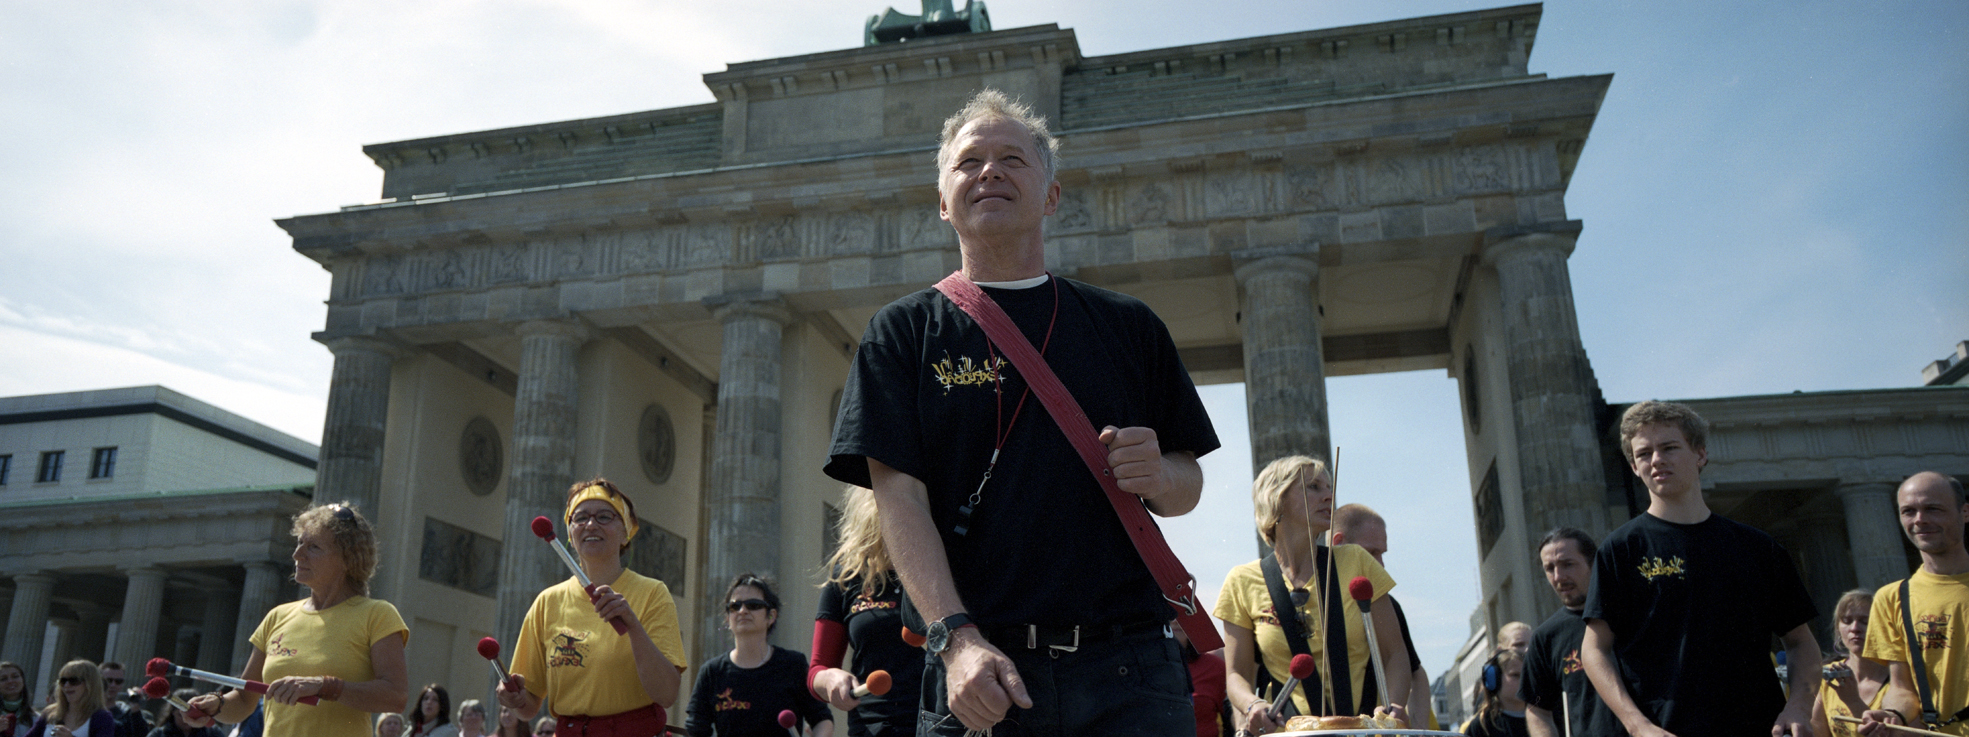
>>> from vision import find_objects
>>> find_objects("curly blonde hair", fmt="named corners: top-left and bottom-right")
top-left (1253, 455), bottom-right (1329, 547)
top-left (292, 502), bottom-right (379, 597)
top-left (823, 486), bottom-right (894, 595)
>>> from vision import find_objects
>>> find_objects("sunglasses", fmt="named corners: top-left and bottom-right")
top-left (726, 599), bottom-right (770, 612)
top-left (103, 678), bottom-right (124, 685)
top-left (58, 677), bottom-right (82, 686)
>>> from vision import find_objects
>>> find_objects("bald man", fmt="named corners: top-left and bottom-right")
top-left (1331, 503), bottom-right (1435, 728)
top-left (1859, 472), bottom-right (1969, 736)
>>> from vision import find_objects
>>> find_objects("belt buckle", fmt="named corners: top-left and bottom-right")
top-left (1048, 626), bottom-right (1079, 658)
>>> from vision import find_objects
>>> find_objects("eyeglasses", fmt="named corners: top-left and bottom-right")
top-left (103, 678), bottom-right (124, 685)
top-left (58, 677), bottom-right (82, 686)
top-left (726, 599), bottom-right (770, 612)
top-left (571, 511), bottom-right (619, 527)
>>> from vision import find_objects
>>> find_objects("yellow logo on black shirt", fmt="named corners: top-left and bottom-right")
top-left (932, 353), bottom-right (1006, 394)
top-left (713, 688), bottom-right (750, 712)
top-left (1638, 556), bottom-right (1686, 581)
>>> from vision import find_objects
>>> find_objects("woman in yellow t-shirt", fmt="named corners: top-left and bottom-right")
top-left (498, 478), bottom-right (688, 736)
top-left (1214, 455), bottom-right (1410, 736)
top-left (1811, 589), bottom-right (1888, 737)
top-left (190, 502), bottom-right (409, 737)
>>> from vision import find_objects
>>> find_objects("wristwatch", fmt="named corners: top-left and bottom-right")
top-left (923, 612), bottom-right (976, 656)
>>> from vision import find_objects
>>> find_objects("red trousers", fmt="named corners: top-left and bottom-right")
top-left (552, 704), bottom-right (670, 737)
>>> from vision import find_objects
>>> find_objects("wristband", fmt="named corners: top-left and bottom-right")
top-left (316, 676), bottom-right (345, 701)
top-left (1884, 709), bottom-right (1907, 725)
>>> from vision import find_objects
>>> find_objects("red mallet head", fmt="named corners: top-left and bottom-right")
top-left (863, 670), bottom-right (892, 696)
top-left (1288, 653), bottom-right (1317, 681)
top-left (777, 710), bottom-right (797, 729)
top-left (146, 658), bottom-right (172, 678)
top-left (900, 627), bottom-right (926, 648)
top-left (142, 677), bottom-right (172, 699)
top-left (1348, 576), bottom-right (1374, 603)
top-left (477, 637), bottom-right (502, 661)
top-left (530, 516), bottom-right (557, 541)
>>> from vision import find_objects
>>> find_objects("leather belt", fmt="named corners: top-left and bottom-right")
top-left (981, 620), bottom-right (1171, 657)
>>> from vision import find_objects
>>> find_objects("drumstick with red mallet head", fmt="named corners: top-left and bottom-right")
top-left (1266, 653), bottom-right (1317, 722)
top-left (778, 709), bottom-right (800, 737)
top-left (146, 658), bottom-right (318, 705)
top-left (530, 515), bottom-right (630, 635)
top-left (142, 677), bottom-right (211, 722)
top-left (1348, 576), bottom-right (1391, 710)
top-left (477, 637), bottom-right (521, 688)
top-left (853, 670), bottom-right (891, 699)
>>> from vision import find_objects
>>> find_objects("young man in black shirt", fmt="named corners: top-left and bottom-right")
top-left (1581, 401), bottom-right (1820, 737)
top-left (825, 89), bottom-right (1219, 737)
top-left (1521, 527), bottom-right (1622, 737)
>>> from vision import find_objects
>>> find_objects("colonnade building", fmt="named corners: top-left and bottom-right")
top-left (0, 386), bottom-right (314, 698)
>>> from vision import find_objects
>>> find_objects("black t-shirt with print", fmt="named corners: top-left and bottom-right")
top-left (1583, 512), bottom-right (1818, 736)
top-left (1520, 607), bottom-right (1625, 737)
top-left (825, 276), bottom-right (1220, 627)
top-left (686, 646), bottom-right (830, 737)
top-left (817, 576), bottom-right (921, 735)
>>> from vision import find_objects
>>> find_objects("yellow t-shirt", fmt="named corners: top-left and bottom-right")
top-left (250, 596), bottom-right (409, 737)
top-left (511, 570), bottom-right (688, 717)
top-left (1866, 569), bottom-right (1969, 736)
top-left (1819, 675), bottom-right (1886, 737)
top-left (1214, 545), bottom-right (1396, 716)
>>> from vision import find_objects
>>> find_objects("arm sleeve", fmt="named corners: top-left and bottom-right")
top-left (1763, 536), bottom-right (1819, 635)
top-left (510, 594), bottom-right (549, 699)
top-left (1862, 581), bottom-right (1906, 664)
top-left (1520, 632), bottom-right (1556, 711)
top-left (368, 600), bottom-right (411, 648)
top-left (1212, 565), bottom-right (1253, 630)
top-left (638, 581), bottom-right (689, 671)
top-left (684, 663), bottom-right (715, 737)
top-left (824, 305), bottom-right (925, 488)
top-left (1136, 305), bottom-right (1219, 458)
top-left (90, 711), bottom-right (116, 737)
top-left (794, 657), bottom-right (833, 727)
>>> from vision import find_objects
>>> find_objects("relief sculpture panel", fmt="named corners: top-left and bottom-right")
top-left (489, 244), bottom-right (528, 284)
top-left (1128, 183), bottom-right (1171, 224)
top-left (1051, 188), bottom-right (1093, 233)
top-left (1205, 170), bottom-right (1259, 218)
top-left (1454, 144), bottom-right (1512, 194)
top-left (828, 212), bottom-right (876, 256)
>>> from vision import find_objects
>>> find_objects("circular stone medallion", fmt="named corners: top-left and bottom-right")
top-left (639, 404), bottom-right (675, 485)
top-left (459, 416), bottom-right (503, 496)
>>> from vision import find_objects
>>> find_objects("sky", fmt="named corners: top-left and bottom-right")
top-left (2, 0), bottom-right (1964, 681)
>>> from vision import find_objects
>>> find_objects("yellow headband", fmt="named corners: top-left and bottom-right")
top-left (565, 484), bottom-right (639, 543)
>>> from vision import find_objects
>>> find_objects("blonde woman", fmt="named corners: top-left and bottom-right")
top-left (809, 485), bottom-right (921, 736)
top-left (23, 660), bottom-right (113, 737)
top-left (1811, 589), bottom-right (1888, 737)
top-left (373, 713), bottom-right (406, 737)
top-left (1215, 455), bottom-right (1410, 735)
top-left (189, 502), bottom-right (410, 737)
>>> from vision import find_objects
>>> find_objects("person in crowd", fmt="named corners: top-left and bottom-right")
top-left (824, 88), bottom-right (1221, 737)
top-left (498, 479), bottom-right (687, 736)
top-left (1860, 471), bottom-right (1969, 736)
top-left (95, 663), bottom-right (143, 737)
top-left (1331, 503), bottom-right (1436, 729)
top-left (2, 660), bottom-right (34, 736)
top-left (1216, 456), bottom-right (1410, 736)
top-left (1581, 401), bottom-right (1819, 737)
top-left (1809, 590), bottom-right (1887, 737)
top-left (24, 660), bottom-right (114, 737)
top-left (144, 689), bottom-right (219, 737)
top-left (188, 502), bottom-right (410, 737)
top-left (527, 718), bottom-right (552, 737)
top-left (688, 574), bottom-right (831, 737)
top-left (452, 700), bottom-right (485, 737)
top-left (491, 706), bottom-right (523, 737)
top-left (1496, 623), bottom-right (1532, 656)
top-left (809, 485), bottom-right (919, 736)
top-left (405, 686), bottom-right (453, 737)
top-left (1462, 649), bottom-right (1529, 737)
top-left (1174, 620), bottom-right (1226, 737)
top-left (1521, 528), bottom-right (1622, 737)
top-left (372, 713), bottom-right (405, 737)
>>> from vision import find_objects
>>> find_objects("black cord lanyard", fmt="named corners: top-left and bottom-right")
top-left (953, 275), bottom-right (1060, 536)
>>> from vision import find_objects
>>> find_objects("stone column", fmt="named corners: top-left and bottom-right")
top-left (699, 298), bottom-right (790, 664)
top-left (111, 567), bottom-right (167, 665)
top-left (197, 587), bottom-right (239, 674)
top-left (1483, 224), bottom-right (1606, 539)
top-left (1235, 253), bottom-right (1331, 471)
top-left (316, 336), bottom-right (403, 521)
top-left (233, 561), bottom-right (283, 674)
top-left (495, 320), bottom-right (591, 649)
top-left (2, 574), bottom-right (55, 680)
top-left (1839, 482), bottom-right (1907, 589)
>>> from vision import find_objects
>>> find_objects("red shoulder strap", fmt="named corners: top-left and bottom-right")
top-left (934, 270), bottom-right (1223, 652)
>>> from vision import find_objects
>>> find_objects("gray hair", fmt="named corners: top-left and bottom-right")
top-left (457, 699), bottom-right (486, 723)
top-left (936, 88), bottom-right (1060, 187)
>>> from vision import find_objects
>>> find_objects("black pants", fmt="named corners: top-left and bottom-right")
top-left (917, 625), bottom-right (1191, 736)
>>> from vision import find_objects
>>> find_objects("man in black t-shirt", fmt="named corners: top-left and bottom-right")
top-left (825, 89), bottom-right (1219, 737)
top-left (1581, 401), bottom-right (1820, 737)
top-left (1520, 527), bottom-right (1623, 737)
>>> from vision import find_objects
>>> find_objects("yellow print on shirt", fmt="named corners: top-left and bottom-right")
top-left (932, 353), bottom-right (1006, 394)
top-left (1916, 613), bottom-right (1950, 651)
top-left (267, 633), bottom-right (298, 658)
top-left (713, 688), bottom-right (750, 712)
top-left (549, 629), bottom-right (590, 668)
top-left (1638, 556), bottom-right (1686, 581)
